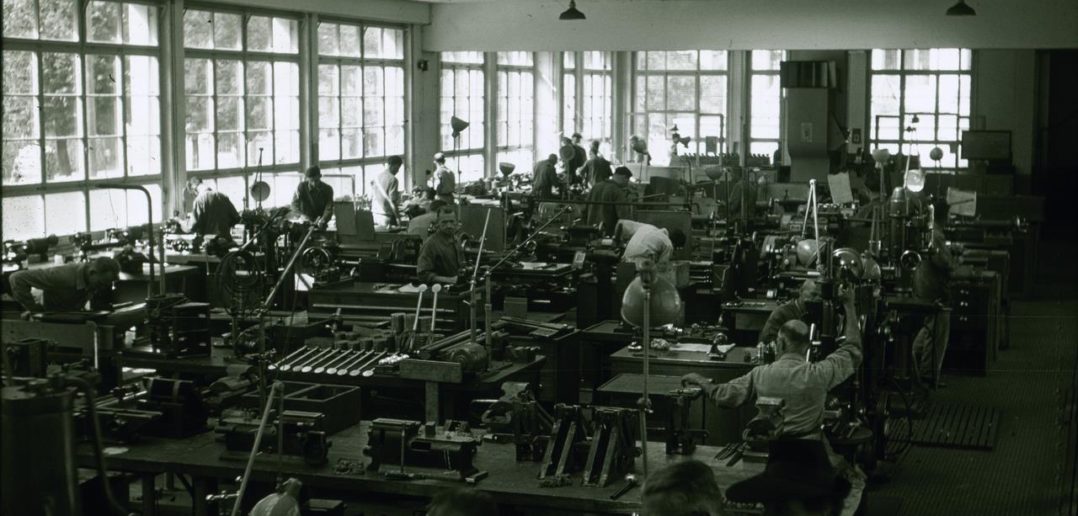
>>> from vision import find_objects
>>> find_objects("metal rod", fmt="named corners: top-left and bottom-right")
top-left (232, 382), bottom-right (280, 516)
top-left (470, 209), bottom-right (492, 344)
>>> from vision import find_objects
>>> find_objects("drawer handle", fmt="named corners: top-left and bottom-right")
top-left (960, 301), bottom-right (968, 307)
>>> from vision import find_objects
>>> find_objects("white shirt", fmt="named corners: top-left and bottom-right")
top-left (620, 221), bottom-right (674, 265)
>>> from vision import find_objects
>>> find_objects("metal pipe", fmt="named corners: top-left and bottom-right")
top-left (95, 183), bottom-right (163, 295)
top-left (230, 382), bottom-right (281, 516)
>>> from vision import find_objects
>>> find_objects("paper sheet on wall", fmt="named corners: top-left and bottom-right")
top-left (946, 187), bottom-right (977, 217)
top-left (827, 172), bottom-right (855, 205)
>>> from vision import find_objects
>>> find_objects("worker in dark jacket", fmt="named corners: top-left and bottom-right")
top-left (416, 208), bottom-right (462, 284)
top-left (758, 279), bottom-right (822, 347)
top-left (8, 257), bottom-right (120, 313)
top-left (291, 166), bottom-right (334, 227)
top-left (569, 133), bottom-right (587, 185)
top-left (586, 166), bottom-right (632, 236)
top-left (580, 143), bottom-right (613, 187)
top-left (532, 154), bottom-right (561, 200)
top-left (433, 152), bottom-right (456, 204)
top-left (191, 182), bottom-right (240, 238)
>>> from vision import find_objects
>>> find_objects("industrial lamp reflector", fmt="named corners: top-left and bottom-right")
top-left (450, 116), bottom-right (469, 138)
top-left (559, 0), bottom-right (586, 20)
top-left (946, 0), bottom-right (976, 16)
top-left (498, 162), bottom-right (516, 177)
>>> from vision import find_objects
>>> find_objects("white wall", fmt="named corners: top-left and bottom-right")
top-left (424, 0), bottom-right (1078, 51)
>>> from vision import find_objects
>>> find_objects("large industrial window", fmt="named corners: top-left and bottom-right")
top-left (749, 50), bottom-right (786, 160)
top-left (2, 0), bottom-right (164, 240)
top-left (562, 51), bottom-right (613, 155)
top-left (495, 51), bottom-right (534, 174)
top-left (440, 51), bottom-right (485, 182)
top-left (316, 21), bottom-right (405, 197)
top-left (870, 49), bottom-right (972, 169)
top-left (633, 51), bottom-right (729, 166)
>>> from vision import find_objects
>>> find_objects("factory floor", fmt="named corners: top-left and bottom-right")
top-left (870, 238), bottom-right (1078, 515)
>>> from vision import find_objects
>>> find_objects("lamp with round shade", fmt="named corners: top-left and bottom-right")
top-left (946, 0), bottom-right (976, 16)
top-left (498, 162), bottom-right (516, 177)
top-left (449, 116), bottom-right (469, 182)
top-left (620, 259), bottom-right (683, 478)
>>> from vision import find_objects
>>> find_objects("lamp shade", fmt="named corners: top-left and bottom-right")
top-left (251, 478), bottom-right (302, 516)
top-left (559, 0), bottom-right (586, 20)
top-left (250, 180), bottom-right (271, 202)
top-left (946, 0), bottom-right (976, 16)
top-left (929, 147), bottom-right (944, 161)
top-left (832, 247), bottom-right (863, 282)
top-left (904, 169), bottom-right (925, 193)
top-left (450, 116), bottom-right (469, 138)
top-left (498, 162), bottom-right (516, 177)
top-left (630, 135), bottom-right (649, 155)
top-left (620, 275), bottom-right (683, 327)
top-left (796, 239), bottom-right (819, 267)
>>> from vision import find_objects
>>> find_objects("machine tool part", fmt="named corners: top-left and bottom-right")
top-left (582, 407), bottom-right (638, 487)
top-left (429, 283), bottom-right (442, 333)
top-left (314, 347), bottom-right (358, 375)
top-left (271, 346), bottom-right (315, 371)
top-left (363, 418), bottom-right (482, 480)
top-left (665, 387), bottom-right (707, 455)
top-left (407, 285), bottom-right (428, 352)
top-left (347, 351), bottom-right (387, 377)
top-left (743, 397), bottom-right (786, 443)
top-left (277, 346), bottom-right (322, 372)
top-left (299, 347), bottom-right (343, 373)
top-left (539, 404), bottom-right (589, 481)
top-left (609, 474), bottom-right (638, 500)
top-left (290, 347), bottom-right (337, 373)
top-left (331, 350), bottom-right (373, 376)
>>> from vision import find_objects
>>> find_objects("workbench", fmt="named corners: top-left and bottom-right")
top-left (117, 344), bottom-right (544, 424)
top-left (607, 345), bottom-right (757, 445)
top-left (77, 421), bottom-right (762, 516)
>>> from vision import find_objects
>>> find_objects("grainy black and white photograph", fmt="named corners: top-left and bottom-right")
top-left (1, 0), bottom-right (1076, 514)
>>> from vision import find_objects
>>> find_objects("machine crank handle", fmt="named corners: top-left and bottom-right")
top-left (610, 474), bottom-right (638, 500)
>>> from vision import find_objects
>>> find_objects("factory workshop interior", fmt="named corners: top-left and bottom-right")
top-left (2, 0), bottom-right (1077, 514)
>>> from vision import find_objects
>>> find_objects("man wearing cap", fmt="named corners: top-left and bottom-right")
top-left (372, 155), bottom-right (403, 226)
top-left (416, 207), bottom-right (462, 284)
top-left (291, 166), bottom-right (334, 228)
top-left (586, 166), bottom-right (632, 237)
top-left (532, 154), bottom-right (562, 200)
top-left (758, 279), bottom-right (822, 349)
top-left (433, 153), bottom-right (456, 204)
top-left (725, 439), bottom-right (852, 516)
top-left (682, 286), bottom-right (864, 515)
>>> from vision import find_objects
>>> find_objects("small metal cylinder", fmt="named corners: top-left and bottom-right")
top-left (2, 381), bottom-right (80, 516)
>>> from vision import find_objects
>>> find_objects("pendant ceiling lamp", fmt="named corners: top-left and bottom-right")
top-left (946, 0), bottom-right (976, 16)
top-left (559, 0), bottom-right (586, 20)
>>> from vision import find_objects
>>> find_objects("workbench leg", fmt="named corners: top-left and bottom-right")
top-left (425, 381), bottom-right (439, 423)
top-left (193, 477), bottom-right (217, 516)
top-left (141, 473), bottom-right (157, 516)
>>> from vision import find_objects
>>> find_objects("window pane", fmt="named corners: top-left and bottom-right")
top-left (751, 74), bottom-right (781, 139)
top-left (341, 128), bottom-right (361, 159)
top-left (903, 75), bottom-right (937, 114)
top-left (318, 22), bottom-right (339, 56)
top-left (216, 132), bottom-right (243, 168)
top-left (89, 97), bottom-right (120, 136)
top-left (319, 128), bottom-right (340, 161)
top-left (752, 50), bottom-right (783, 71)
top-left (124, 55), bottom-right (158, 96)
top-left (319, 96), bottom-right (339, 127)
top-left (699, 51), bottom-right (727, 70)
top-left (3, 97), bottom-right (39, 139)
top-left (246, 132), bottom-right (271, 166)
top-left (88, 1), bottom-right (121, 43)
top-left (699, 75), bottom-right (726, 114)
top-left (2, 141), bottom-right (42, 185)
top-left (122, 3), bottom-right (158, 45)
top-left (871, 49), bottom-right (901, 70)
top-left (88, 55), bottom-right (120, 95)
top-left (184, 58), bottom-right (213, 94)
top-left (271, 17), bottom-right (298, 53)
top-left (43, 97), bottom-right (82, 137)
top-left (247, 97), bottom-right (271, 131)
top-left (183, 10), bottom-right (213, 49)
top-left (378, 27), bottom-right (404, 59)
top-left (340, 24), bottom-right (361, 57)
top-left (43, 52), bottom-right (80, 94)
top-left (665, 51), bottom-right (697, 70)
top-left (2, 195), bottom-right (45, 240)
top-left (443, 51), bottom-right (483, 65)
top-left (275, 130), bottom-right (298, 164)
top-left (186, 132), bottom-right (214, 170)
top-left (871, 75), bottom-right (901, 115)
top-left (45, 138), bottom-right (84, 182)
top-left (126, 135), bottom-right (159, 176)
top-left (666, 76), bottom-right (695, 111)
top-left (276, 96), bottom-right (299, 130)
top-left (3, 0), bottom-right (39, 39)
top-left (246, 61), bottom-right (271, 95)
top-left (45, 191), bottom-right (86, 235)
top-left (90, 188), bottom-right (127, 230)
top-left (564, 52), bottom-right (575, 69)
top-left (274, 62), bottom-right (299, 95)
top-left (213, 13), bottom-right (242, 50)
top-left (89, 136), bottom-right (122, 178)
top-left (40, 0), bottom-right (77, 41)
top-left (247, 16), bottom-right (271, 51)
